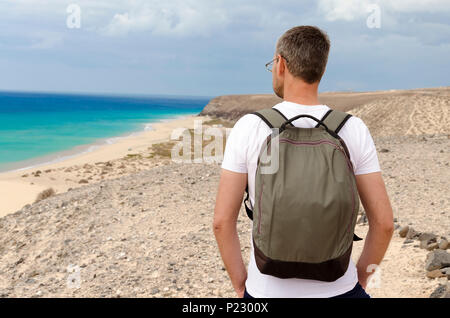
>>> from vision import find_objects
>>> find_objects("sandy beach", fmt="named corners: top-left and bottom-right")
top-left (0, 115), bottom-right (208, 218)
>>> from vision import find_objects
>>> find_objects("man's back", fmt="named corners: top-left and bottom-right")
top-left (221, 101), bottom-right (381, 297)
top-left (213, 26), bottom-right (393, 299)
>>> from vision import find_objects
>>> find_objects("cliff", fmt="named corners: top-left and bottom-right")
top-left (199, 87), bottom-right (450, 122)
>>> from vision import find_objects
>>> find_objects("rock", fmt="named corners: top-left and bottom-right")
top-left (419, 232), bottom-right (437, 246)
top-left (420, 240), bottom-right (430, 249)
top-left (406, 227), bottom-right (420, 239)
top-left (357, 214), bottom-right (368, 224)
top-left (430, 285), bottom-right (447, 298)
top-left (439, 239), bottom-right (449, 250)
top-left (403, 239), bottom-right (414, 244)
top-left (430, 283), bottom-right (450, 298)
top-left (419, 232), bottom-right (437, 241)
top-left (78, 179), bottom-right (89, 184)
top-left (427, 269), bottom-right (445, 279)
top-left (150, 288), bottom-right (160, 295)
top-left (425, 250), bottom-right (450, 271)
top-left (427, 243), bottom-right (439, 251)
top-left (399, 226), bottom-right (409, 238)
top-left (441, 267), bottom-right (450, 279)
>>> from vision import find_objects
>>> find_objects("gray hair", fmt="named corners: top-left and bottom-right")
top-left (276, 26), bottom-right (330, 83)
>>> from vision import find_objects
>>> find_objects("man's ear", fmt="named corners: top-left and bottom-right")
top-left (276, 54), bottom-right (285, 76)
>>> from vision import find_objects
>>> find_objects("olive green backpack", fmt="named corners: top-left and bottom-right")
top-left (244, 108), bottom-right (362, 282)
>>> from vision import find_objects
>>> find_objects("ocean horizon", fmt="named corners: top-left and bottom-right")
top-left (0, 91), bottom-right (210, 173)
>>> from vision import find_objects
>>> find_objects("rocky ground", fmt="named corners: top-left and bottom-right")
top-left (0, 132), bottom-right (448, 298)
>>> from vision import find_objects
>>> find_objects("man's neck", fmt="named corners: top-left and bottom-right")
top-left (282, 80), bottom-right (320, 106)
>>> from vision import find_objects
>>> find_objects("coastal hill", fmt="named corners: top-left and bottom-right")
top-left (0, 87), bottom-right (449, 298)
top-left (200, 87), bottom-right (450, 137)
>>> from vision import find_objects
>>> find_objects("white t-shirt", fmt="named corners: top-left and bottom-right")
top-left (221, 101), bottom-right (381, 298)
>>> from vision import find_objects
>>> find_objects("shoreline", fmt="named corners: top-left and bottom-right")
top-left (0, 113), bottom-right (194, 174)
top-left (0, 114), bottom-right (208, 218)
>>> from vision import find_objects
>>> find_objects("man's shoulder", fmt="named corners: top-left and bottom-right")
top-left (233, 109), bottom-right (278, 130)
top-left (342, 114), bottom-right (369, 133)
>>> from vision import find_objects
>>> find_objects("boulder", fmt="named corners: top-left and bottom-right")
top-left (399, 226), bottom-right (409, 238)
top-left (430, 283), bottom-right (450, 298)
top-left (438, 239), bottom-right (449, 250)
top-left (441, 267), bottom-right (450, 279)
top-left (406, 227), bottom-right (420, 239)
top-left (420, 240), bottom-right (429, 249)
top-left (426, 250), bottom-right (450, 271)
top-left (419, 233), bottom-right (437, 249)
top-left (426, 269), bottom-right (445, 279)
top-left (426, 243), bottom-right (439, 251)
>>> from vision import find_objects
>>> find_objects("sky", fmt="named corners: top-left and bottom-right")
top-left (0, 0), bottom-right (449, 97)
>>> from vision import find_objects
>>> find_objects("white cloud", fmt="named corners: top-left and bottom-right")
top-left (318, 0), bottom-right (450, 21)
top-left (99, 0), bottom-right (308, 38)
top-left (386, 0), bottom-right (450, 13)
top-left (101, 0), bottom-right (230, 37)
top-left (318, 0), bottom-right (372, 21)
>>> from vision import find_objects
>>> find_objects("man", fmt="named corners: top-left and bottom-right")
top-left (213, 26), bottom-right (394, 298)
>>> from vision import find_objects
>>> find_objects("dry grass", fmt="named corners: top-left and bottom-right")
top-left (124, 153), bottom-right (143, 160)
top-left (148, 128), bottom-right (227, 160)
top-left (148, 142), bottom-right (177, 159)
top-left (35, 188), bottom-right (56, 203)
top-left (203, 118), bottom-right (235, 128)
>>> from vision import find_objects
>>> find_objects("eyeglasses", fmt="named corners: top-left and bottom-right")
top-left (265, 56), bottom-right (288, 72)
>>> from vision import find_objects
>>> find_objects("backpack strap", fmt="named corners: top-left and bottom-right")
top-left (252, 108), bottom-right (291, 129)
top-left (244, 185), bottom-right (253, 220)
top-left (320, 110), bottom-right (353, 134)
top-left (315, 109), bottom-right (333, 128)
top-left (245, 108), bottom-right (291, 220)
top-left (255, 108), bottom-right (352, 135)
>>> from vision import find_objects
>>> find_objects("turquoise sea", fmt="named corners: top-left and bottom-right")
top-left (0, 91), bottom-right (210, 172)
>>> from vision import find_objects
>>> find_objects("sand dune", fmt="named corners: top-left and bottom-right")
top-left (349, 89), bottom-right (449, 137)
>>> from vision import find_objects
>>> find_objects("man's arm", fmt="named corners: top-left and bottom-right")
top-left (355, 172), bottom-right (394, 289)
top-left (213, 169), bottom-right (248, 298)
